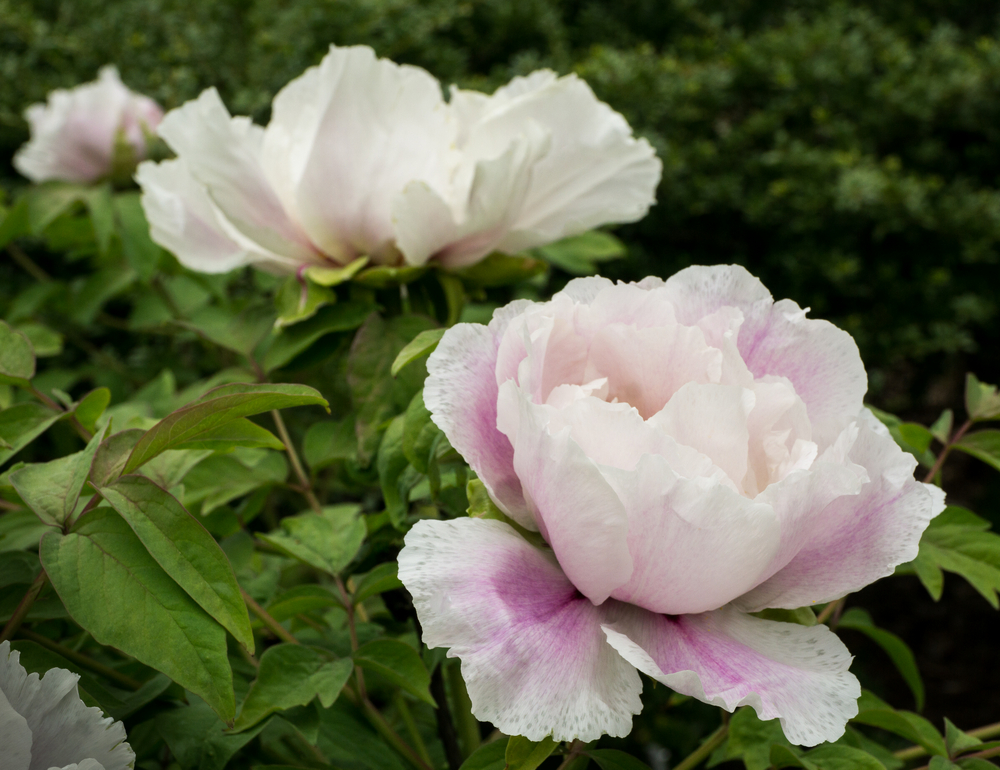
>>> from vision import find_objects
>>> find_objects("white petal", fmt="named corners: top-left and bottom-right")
top-left (606, 454), bottom-right (780, 614)
top-left (603, 605), bottom-right (860, 746)
top-left (0, 680), bottom-right (32, 770)
top-left (398, 518), bottom-right (642, 742)
top-left (136, 158), bottom-right (274, 274)
top-left (157, 88), bottom-right (319, 266)
top-left (497, 382), bottom-right (633, 604)
top-left (0, 642), bottom-right (133, 770)
top-left (263, 45), bottom-right (456, 264)
top-left (738, 411), bottom-right (945, 611)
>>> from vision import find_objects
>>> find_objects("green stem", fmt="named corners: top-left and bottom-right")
top-left (556, 741), bottom-right (585, 769)
top-left (447, 660), bottom-right (480, 755)
top-left (395, 691), bottom-right (434, 768)
top-left (16, 628), bottom-right (142, 690)
top-left (8, 243), bottom-right (51, 282)
top-left (672, 723), bottom-right (729, 770)
top-left (895, 721), bottom-right (1000, 761)
top-left (923, 418), bottom-right (973, 484)
top-left (0, 570), bottom-right (48, 643)
top-left (341, 686), bottom-right (434, 770)
top-left (271, 408), bottom-right (323, 515)
top-left (241, 586), bottom-right (299, 645)
top-left (912, 743), bottom-right (1000, 770)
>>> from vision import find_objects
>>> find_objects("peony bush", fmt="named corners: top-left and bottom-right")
top-left (1, 40), bottom-right (999, 770)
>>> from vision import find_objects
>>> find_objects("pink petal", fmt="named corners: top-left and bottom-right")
top-left (424, 303), bottom-right (533, 524)
top-left (497, 382), bottom-right (633, 604)
top-left (737, 412), bottom-right (945, 611)
top-left (603, 605), bottom-right (860, 746)
top-left (605, 453), bottom-right (780, 614)
top-left (663, 265), bottom-right (867, 449)
top-left (398, 519), bottom-right (642, 742)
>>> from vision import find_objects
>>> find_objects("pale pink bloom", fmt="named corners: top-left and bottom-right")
top-left (14, 66), bottom-right (163, 184)
top-left (0, 641), bottom-right (134, 770)
top-left (398, 265), bottom-right (945, 745)
top-left (136, 45), bottom-right (660, 274)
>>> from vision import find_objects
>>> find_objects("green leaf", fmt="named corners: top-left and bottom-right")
top-left (0, 320), bottom-right (35, 387)
top-left (455, 253), bottom-right (546, 288)
top-left (752, 606), bottom-right (818, 626)
top-left (377, 415), bottom-right (411, 528)
top-left (352, 638), bottom-right (434, 705)
top-left (944, 719), bottom-right (982, 758)
top-left (317, 701), bottom-right (407, 770)
top-left (69, 265), bottom-right (137, 325)
top-left (302, 418), bottom-right (356, 469)
top-left (27, 182), bottom-right (86, 233)
top-left (10, 424), bottom-right (107, 526)
top-left (837, 607), bottom-right (924, 710)
top-left (929, 758), bottom-right (961, 770)
top-left (957, 759), bottom-right (1000, 770)
top-left (265, 585), bottom-right (343, 622)
top-left (347, 313), bottom-right (438, 464)
top-left (867, 406), bottom-right (936, 467)
top-left (262, 301), bottom-right (376, 372)
top-left (123, 383), bottom-right (328, 474)
top-left (114, 192), bottom-right (162, 281)
top-left (158, 698), bottom-right (269, 770)
top-left (391, 328), bottom-right (445, 377)
top-left (83, 184), bottom-right (115, 256)
top-left (275, 275), bottom-right (338, 328)
top-left (0, 509), bottom-right (54, 552)
top-left (403, 390), bottom-right (441, 473)
top-left (353, 264), bottom-right (427, 288)
top-left (852, 691), bottom-right (946, 757)
top-left (353, 562), bottom-right (402, 605)
top-left (505, 735), bottom-right (558, 770)
top-left (233, 644), bottom-right (353, 732)
top-left (0, 551), bottom-right (39, 587)
top-left (15, 322), bottom-right (62, 358)
top-left (804, 744), bottom-right (886, 770)
top-left (0, 195), bottom-right (30, 249)
top-left (438, 272), bottom-right (466, 326)
top-left (74, 387), bottom-right (111, 432)
top-left (533, 231), bottom-right (626, 275)
top-left (724, 707), bottom-right (793, 770)
top-left (139, 448), bottom-right (213, 489)
top-left (182, 449), bottom-right (287, 514)
top-left (587, 749), bottom-right (654, 770)
top-left (0, 403), bottom-right (64, 468)
top-left (965, 373), bottom-right (1000, 421)
top-left (99, 475), bottom-right (254, 653)
top-left (304, 256), bottom-right (370, 286)
top-left (41, 507), bottom-right (235, 720)
top-left (467, 478), bottom-right (547, 550)
top-left (953, 430), bottom-right (1000, 473)
top-left (771, 744), bottom-right (815, 769)
top-left (90, 429), bottom-right (145, 487)
top-left (181, 304), bottom-right (276, 357)
top-left (909, 506), bottom-right (1000, 608)
top-left (898, 423), bottom-right (933, 455)
top-left (458, 738), bottom-right (508, 770)
top-left (257, 504), bottom-right (366, 576)
top-left (173, 417), bottom-right (285, 452)
top-left (929, 409), bottom-right (954, 444)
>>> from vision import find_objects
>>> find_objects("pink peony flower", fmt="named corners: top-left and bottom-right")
top-left (14, 66), bottom-right (163, 185)
top-left (398, 265), bottom-right (945, 746)
top-left (136, 45), bottom-right (660, 274)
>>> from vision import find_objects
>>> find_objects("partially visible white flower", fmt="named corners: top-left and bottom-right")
top-left (137, 44), bottom-right (661, 274)
top-left (14, 66), bottom-right (163, 184)
top-left (0, 640), bottom-right (135, 770)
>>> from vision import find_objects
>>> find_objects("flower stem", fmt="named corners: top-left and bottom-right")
top-left (895, 721), bottom-right (1000, 761)
top-left (16, 628), bottom-right (143, 690)
top-left (923, 418), bottom-right (973, 484)
top-left (341, 685), bottom-right (434, 770)
top-left (816, 597), bottom-right (845, 625)
top-left (241, 586), bottom-right (298, 645)
top-left (0, 570), bottom-right (48, 643)
top-left (395, 691), bottom-right (434, 768)
top-left (447, 660), bottom-right (480, 755)
top-left (911, 743), bottom-right (1000, 769)
top-left (672, 723), bottom-right (729, 770)
top-left (271, 408), bottom-right (323, 515)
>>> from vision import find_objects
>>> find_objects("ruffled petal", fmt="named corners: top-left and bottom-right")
top-left (0, 681), bottom-right (31, 770)
top-left (157, 88), bottom-right (319, 266)
top-left (497, 382), bottom-right (633, 604)
top-left (602, 605), bottom-right (860, 746)
top-left (662, 265), bottom-right (867, 449)
top-left (136, 158), bottom-right (274, 274)
top-left (605, 454), bottom-right (780, 615)
top-left (737, 411), bottom-right (945, 611)
top-left (452, 72), bottom-right (661, 254)
top-left (424, 302), bottom-right (533, 524)
top-left (0, 642), bottom-right (133, 770)
top-left (398, 518), bottom-right (642, 742)
top-left (263, 45), bottom-right (456, 264)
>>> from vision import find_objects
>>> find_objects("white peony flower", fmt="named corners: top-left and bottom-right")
top-left (0, 641), bottom-right (135, 770)
top-left (398, 265), bottom-right (946, 746)
top-left (14, 67), bottom-right (163, 185)
top-left (136, 44), bottom-right (661, 274)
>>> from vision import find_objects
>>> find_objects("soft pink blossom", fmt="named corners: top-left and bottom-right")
top-left (398, 265), bottom-right (945, 745)
top-left (136, 45), bottom-right (660, 274)
top-left (15, 67), bottom-right (163, 184)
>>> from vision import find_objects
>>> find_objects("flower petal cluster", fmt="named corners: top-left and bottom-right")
top-left (136, 45), bottom-right (661, 274)
top-left (398, 265), bottom-right (945, 746)
top-left (0, 641), bottom-right (135, 770)
top-left (14, 67), bottom-right (163, 185)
